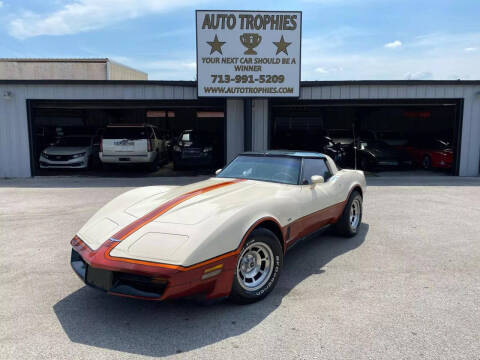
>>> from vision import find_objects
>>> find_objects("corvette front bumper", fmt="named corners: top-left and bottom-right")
top-left (70, 236), bottom-right (238, 301)
top-left (71, 249), bottom-right (168, 299)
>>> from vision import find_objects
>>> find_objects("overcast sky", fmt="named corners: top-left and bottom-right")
top-left (0, 0), bottom-right (479, 80)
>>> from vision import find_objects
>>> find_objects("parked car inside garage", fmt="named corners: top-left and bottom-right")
top-left (377, 131), bottom-right (409, 147)
top-left (306, 135), bottom-right (347, 165)
top-left (173, 129), bottom-right (216, 170)
top-left (327, 129), bottom-right (354, 146)
top-left (99, 124), bottom-right (167, 169)
top-left (345, 139), bottom-right (412, 171)
top-left (403, 138), bottom-right (453, 170)
top-left (39, 135), bottom-right (96, 169)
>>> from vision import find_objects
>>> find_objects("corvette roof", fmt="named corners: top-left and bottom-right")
top-left (240, 150), bottom-right (326, 158)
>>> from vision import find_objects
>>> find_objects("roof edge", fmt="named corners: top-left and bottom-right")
top-left (0, 79), bottom-right (197, 86)
top-left (301, 80), bottom-right (480, 86)
top-left (107, 59), bottom-right (148, 76)
top-left (0, 58), bottom-right (109, 63)
top-left (0, 79), bottom-right (479, 86)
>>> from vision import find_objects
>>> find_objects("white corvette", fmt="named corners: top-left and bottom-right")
top-left (71, 151), bottom-right (366, 303)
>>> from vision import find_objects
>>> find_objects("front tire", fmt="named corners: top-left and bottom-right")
top-left (359, 156), bottom-right (371, 171)
top-left (86, 155), bottom-right (93, 170)
top-left (230, 228), bottom-right (283, 304)
top-left (334, 191), bottom-right (363, 237)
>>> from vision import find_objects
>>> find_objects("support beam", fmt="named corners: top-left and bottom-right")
top-left (226, 98), bottom-right (244, 163)
top-left (252, 99), bottom-right (269, 152)
top-left (244, 98), bottom-right (252, 151)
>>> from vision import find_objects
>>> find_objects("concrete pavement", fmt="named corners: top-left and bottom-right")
top-left (1, 175), bottom-right (479, 359)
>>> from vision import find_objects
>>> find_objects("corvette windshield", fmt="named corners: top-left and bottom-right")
top-left (217, 155), bottom-right (301, 185)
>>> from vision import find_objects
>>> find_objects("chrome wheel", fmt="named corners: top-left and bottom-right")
top-left (349, 198), bottom-right (361, 231)
top-left (236, 241), bottom-right (274, 291)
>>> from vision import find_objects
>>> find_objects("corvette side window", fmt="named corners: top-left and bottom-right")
top-left (302, 159), bottom-right (332, 184)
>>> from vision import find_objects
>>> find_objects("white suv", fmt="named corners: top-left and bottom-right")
top-left (99, 124), bottom-right (166, 168)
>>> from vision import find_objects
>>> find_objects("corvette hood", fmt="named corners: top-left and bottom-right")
top-left (76, 178), bottom-right (260, 253)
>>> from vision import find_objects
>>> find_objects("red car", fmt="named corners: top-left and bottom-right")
top-left (403, 139), bottom-right (453, 169)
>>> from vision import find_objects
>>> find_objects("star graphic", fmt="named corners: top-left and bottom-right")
top-left (207, 34), bottom-right (226, 55)
top-left (273, 35), bottom-right (291, 55)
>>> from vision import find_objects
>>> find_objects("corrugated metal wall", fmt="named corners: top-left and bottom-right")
top-left (108, 62), bottom-right (148, 81)
top-left (0, 61), bottom-right (108, 80)
top-left (252, 84), bottom-right (480, 176)
top-left (1, 82), bottom-right (479, 177)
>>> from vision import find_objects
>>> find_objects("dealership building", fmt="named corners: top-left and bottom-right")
top-left (1, 78), bottom-right (479, 178)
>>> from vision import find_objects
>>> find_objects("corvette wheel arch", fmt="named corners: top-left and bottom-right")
top-left (241, 217), bottom-right (286, 254)
top-left (351, 185), bottom-right (363, 198)
top-left (336, 184), bottom-right (364, 219)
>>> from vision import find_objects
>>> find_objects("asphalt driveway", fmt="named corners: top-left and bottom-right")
top-left (1, 175), bottom-right (479, 359)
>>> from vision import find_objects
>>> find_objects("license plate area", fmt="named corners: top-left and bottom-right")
top-left (86, 266), bottom-right (113, 291)
top-left (381, 161), bottom-right (399, 166)
top-left (114, 140), bottom-right (135, 146)
top-left (119, 157), bottom-right (131, 161)
top-left (182, 150), bottom-right (202, 158)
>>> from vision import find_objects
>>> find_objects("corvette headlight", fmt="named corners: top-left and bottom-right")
top-left (203, 147), bottom-right (213, 152)
top-left (72, 152), bottom-right (86, 158)
top-left (126, 233), bottom-right (188, 260)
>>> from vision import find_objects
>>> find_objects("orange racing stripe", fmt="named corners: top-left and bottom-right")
top-left (103, 178), bottom-right (246, 269)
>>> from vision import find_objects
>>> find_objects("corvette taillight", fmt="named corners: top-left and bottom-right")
top-left (147, 139), bottom-right (152, 152)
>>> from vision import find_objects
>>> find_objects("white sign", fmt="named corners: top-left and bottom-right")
top-left (196, 10), bottom-right (301, 97)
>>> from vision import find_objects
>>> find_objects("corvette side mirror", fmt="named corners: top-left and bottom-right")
top-left (215, 169), bottom-right (222, 175)
top-left (311, 175), bottom-right (324, 185)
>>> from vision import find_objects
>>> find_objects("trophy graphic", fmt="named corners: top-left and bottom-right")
top-left (240, 33), bottom-right (262, 55)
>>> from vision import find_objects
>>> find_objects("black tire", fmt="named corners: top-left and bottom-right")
top-left (173, 162), bottom-right (182, 171)
top-left (148, 153), bottom-right (160, 172)
top-left (101, 162), bottom-right (113, 171)
top-left (86, 155), bottom-right (94, 170)
top-left (230, 228), bottom-right (283, 304)
top-left (422, 155), bottom-right (432, 170)
top-left (334, 191), bottom-right (363, 237)
top-left (359, 156), bottom-right (370, 171)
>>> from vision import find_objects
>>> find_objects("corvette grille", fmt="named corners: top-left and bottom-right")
top-left (70, 249), bottom-right (167, 299)
top-left (113, 272), bottom-right (168, 296)
top-left (43, 153), bottom-right (75, 161)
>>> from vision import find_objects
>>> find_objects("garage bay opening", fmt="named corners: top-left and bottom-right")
top-left (29, 99), bottom-right (226, 177)
top-left (270, 99), bottom-right (462, 175)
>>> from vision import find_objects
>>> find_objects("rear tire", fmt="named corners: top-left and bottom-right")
top-left (230, 228), bottom-right (283, 304)
top-left (422, 155), bottom-right (432, 170)
top-left (101, 162), bottom-right (113, 171)
top-left (334, 191), bottom-right (363, 237)
top-left (148, 152), bottom-right (160, 172)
